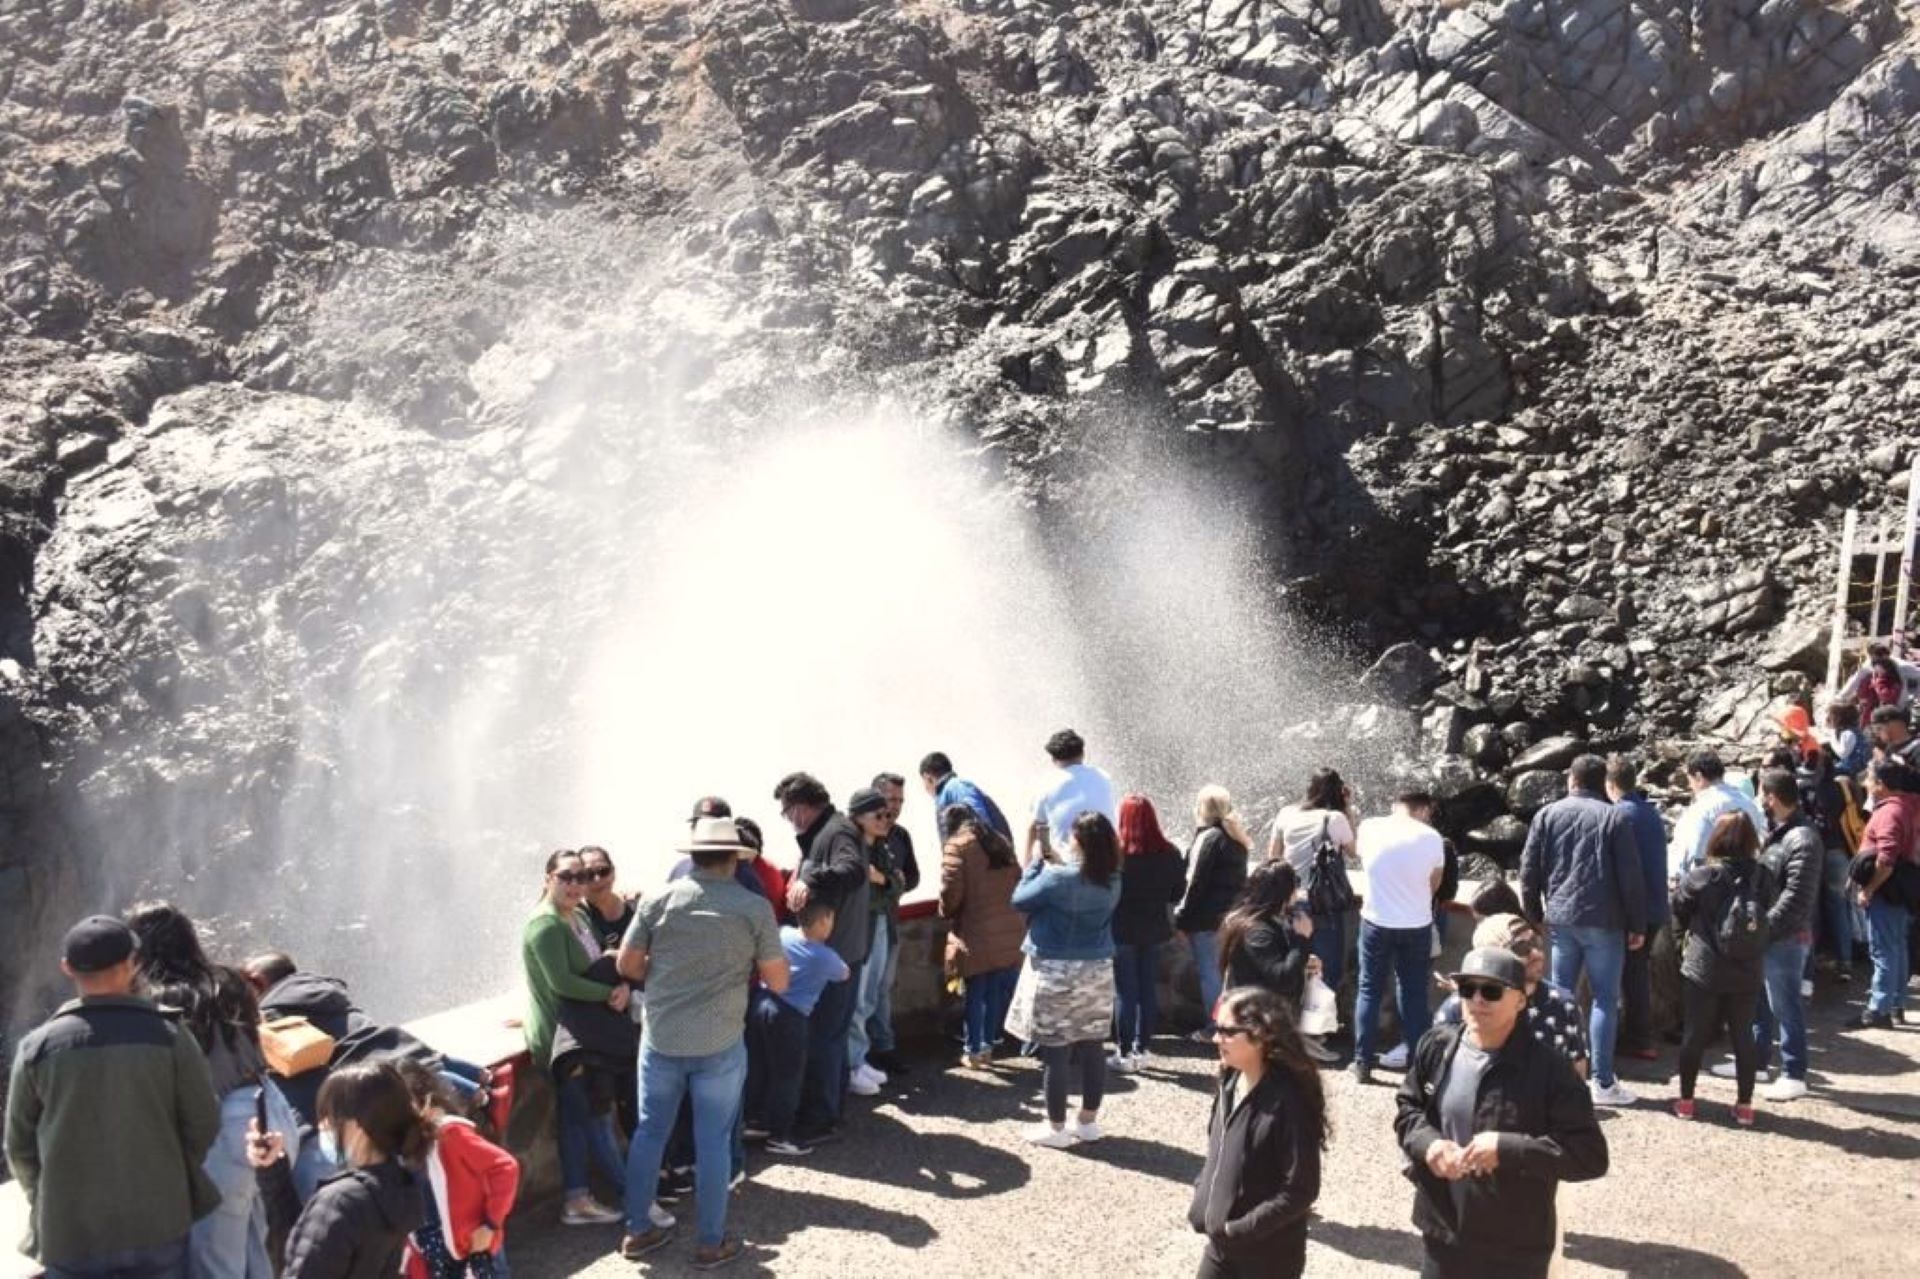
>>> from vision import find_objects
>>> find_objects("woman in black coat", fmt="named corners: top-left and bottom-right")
top-left (250, 1061), bottom-right (429, 1279)
top-left (1189, 987), bottom-right (1328, 1278)
top-left (1670, 812), bottom-right (1777, 1125)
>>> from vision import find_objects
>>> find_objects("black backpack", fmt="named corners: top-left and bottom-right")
top-left (1714, 862), bottom-right (1771, 963)
top-left (1305, 816), bottom-right (1357, 917)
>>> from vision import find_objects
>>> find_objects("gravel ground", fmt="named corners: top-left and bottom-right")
top-left (513, 981), bottom-right (1920, 1278)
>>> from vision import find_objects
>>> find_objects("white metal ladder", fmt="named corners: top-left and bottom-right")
top-left (1825, 455), bottom-right (1920, 696)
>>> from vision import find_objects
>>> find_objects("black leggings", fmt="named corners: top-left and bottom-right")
top-left (1040, 1040), bottom-right (1106, 1125)
top-left (1678, 981), bottom-right (1759, 1104)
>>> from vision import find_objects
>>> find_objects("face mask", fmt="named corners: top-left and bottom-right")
top-left (316, 1126), bottom-right (341, 1166)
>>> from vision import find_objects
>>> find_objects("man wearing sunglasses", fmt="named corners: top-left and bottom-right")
top-left (1395, 948), bottom-right (1609, 1279)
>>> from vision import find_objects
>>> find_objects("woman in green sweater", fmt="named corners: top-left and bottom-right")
top-left (522, 848), bottom-right (629, 1226)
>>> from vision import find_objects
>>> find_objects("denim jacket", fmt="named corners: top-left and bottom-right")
top-left (1011, 859), bottom-right (1120, 960)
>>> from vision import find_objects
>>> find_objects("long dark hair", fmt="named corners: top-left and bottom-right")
top-left (941, 804), bottom-right (1015, 870)
top-left (1071, 811), bottom-right (1119, 887)
top-left (1303, 768), bottom-right (1348, 814)
top-left (538, 847), bottom-right (580, 901)
top-left (1216, 863), bottom-right (1299, 978)
top-left (317, 1061), bottom-right (436, 1167)
top-left (1216, 987), bottom-right (1331, 1148)
top-left (125, 901), bottom-right (258, 1056)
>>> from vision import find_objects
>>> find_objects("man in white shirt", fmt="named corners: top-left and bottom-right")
top-left (1024, 728), bottom-right (1118, 863)
top-left (1666, 751), bottom-right (1766, 877)
top-left (1352, 791), bottom-right (1446, 1084)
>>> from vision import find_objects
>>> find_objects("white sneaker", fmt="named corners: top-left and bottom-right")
top-left (847, 1069), bottom-right (880, 1097)
top-left (1378, 1044), bottom-right (1409, 1070)
top-left (1130, 1050), bottom-right (1152, 1070)
top-left (1024, 1123), bottom-right (1077, 1149)
top-left (561, 1197), bottom-right (623, 1226)
top-left (1106, 1052), bottom-right (1136, 1073)
top-left (1711, 1059), bottom-right (1775, 1082)
top-left (1073, 1118), bottom-right (1103, 1143)
top-left (648, 1202), bottom-right (676, 1230)
top-left (1589, 1080), bottom-right (1638, 1108)
top-left (1762, 1077), bottom-right (1809, 1103)
top-left (857, 1062), bottom-right (888, 1086)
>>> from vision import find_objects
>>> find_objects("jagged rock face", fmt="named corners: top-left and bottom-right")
top-left (1, 0), bottom-right (1917, 1018)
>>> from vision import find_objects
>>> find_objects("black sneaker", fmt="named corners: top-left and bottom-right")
top-left (656, 1170), bottom-right (694, 1202)
top-left (1848, 1010), bottom-right (1896, 1031)
top-left (869, 1051), bottom-right (912, 1076)
top-left (1349, 1062), bottom-right (1372, 1087)
top-left (793, 1125), bottom-right (841, 1146)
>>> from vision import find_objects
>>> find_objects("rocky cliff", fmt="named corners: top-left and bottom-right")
top-left (2, 0), bottom-right (1916, 1016)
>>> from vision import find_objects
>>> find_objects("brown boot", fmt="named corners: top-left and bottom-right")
top-left (620, 1228), bottom-right (671, 1260)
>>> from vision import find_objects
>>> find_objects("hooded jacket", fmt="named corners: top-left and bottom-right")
top-left (1188, 1067), bottom-right (1321, 1274)
top-left (274, 1161), bottom-right (427, 1279)
top-left (259, 973), bottom-right (441, 1123)
top-left (1394, 1023), bottom-right (1608, 1270)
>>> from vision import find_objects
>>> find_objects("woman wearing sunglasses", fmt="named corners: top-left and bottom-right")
top-left (1187, 987), bottom-right (1328, 1277)
top-left (521, 849), bottom-right (632, 1228)
top-left (576, 846), bottom-right (635, 955)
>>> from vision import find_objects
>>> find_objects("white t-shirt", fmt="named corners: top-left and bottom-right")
top-left (1032, 763), bottom-right (1118, 851)
top-left (1356, 812), bottom-right (1444, 929)
top-left (1268, 805), bottom-right (1356, 879)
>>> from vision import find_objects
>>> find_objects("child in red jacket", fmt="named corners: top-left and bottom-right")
top-left (395, 1063), bottom-right (520, 1278)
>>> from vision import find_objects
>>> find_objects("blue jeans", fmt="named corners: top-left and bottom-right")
top-left (746, 990), bottom-right (809, 1142)
top-left (1309, 912), bottom-right (1347, 998)
top-left (963, 966), bottom-right (1019, 1055)
top-left (867, 921), bottom-right (901, 1055)
top-left (624, 1038), bottom-right (748, 1248)
top-left (192, 1084), bottom-right (296, 1279)
top-left (1549, 924), bottom-right (1626, 1088)
top-left (45, 1238), bottom-right (188, 1279)
top-left (1753, 938), bottom-right (1810, 1080)
top-left (1188, 930), bottom-right (1222, 1028)
top-left (1865, 897), bottom-right (1913, 1015)
top-left (1112, 943), bottom-right (1161, 1053)
top-left (1822, 850), bottom-right (1854, 962)
top-left (848, 918), bottom-right (891, 1070)
top-left (556, 1069), bottom-right (627, 1200)
top-left (1355, 919), bottom-right (1432, 1068)
top-left (799, 959), bottom-right (862, 1133)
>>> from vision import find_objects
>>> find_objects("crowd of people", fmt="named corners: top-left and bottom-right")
top-left (6, 682), bottom-right (1919, 1277)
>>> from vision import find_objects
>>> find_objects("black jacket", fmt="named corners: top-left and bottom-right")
top-left (1113, 847), bottom-right (1187, 947)
top-left (1176, 825), bottom-right (1249, 933)
top-left (1671, 858), bottom-right (1778, 994)
top-left (1761, 813), bottom-right (1821, 941)
top-left (265, 1160), bottom-right (426, 1279)
top-left (1224, 916), bottom-right (1311, 1004)
top-left (1394, 1024), bottom-right (1608, 1270)
top-left (1519, 790), bottom-right (1648, 934)
top-left (797, 809), bottom-right (871, 964)
top-left (259, 974), bottom-right (440, 1126)
top-left (1188, 1068), bottom-right (1321, 1274)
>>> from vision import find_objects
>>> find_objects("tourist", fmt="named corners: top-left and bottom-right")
top-left (1838, 641), bottom-right (1920, 715)
top-left (1216, 863), bottom-right (1337, 1065)
top-left (1825, 700), bottom-right (1869, 777)
top-left (670, 800), bottom-right (775, 900)
top-left (1024, 728), bottom-right (1118, 863)
top-left (393, 1061), bottom-right (519, 1278)
top-left (1008, 811), bottom-right (1123, 1148)
top-left (1670, 814), bottom-right (1777, 1124)
top-left (1265, 768), bottom-right (1359, 1002)
top-left (1869, 704), bottom-right (1920, 777)
top-left (745, 900), bottom-right (849, 1156)
top-left (1667, 750), bottom-right (1766, 875)
top-left (252, 1061), bottom-right (430, 1279)
top-left (937, 803), bottom-right (1026, 1069)
top-left (577, 846), bottom-right (636, 954)
top-left (1352, 791), bottom-right (1446, 1084)
top-left (521, 849), bottom-right (629, 1227)
top-left (126, 902), bottom-right (297, 1279)
top-left (1394, 947), bottom-right (1608, 1278)
top-left (1468, 879), bottom-right (1523, 919)
top-left (1110, 793), bottom-right (1187, 1069)
top-left (846, 786), bottom-right (905, 1096)
top-left (5, 915), bottom-right (221, 1279)
top-left (1713, 769), bottom-right (1820, 1101)
top-left (775, 771), bottom-right (871, 1143)
top-left (1434, 914), bottom-right (1589, 1080)
top-left (1187, 987), bottom-right (1328, 1279)
top-left (615, 817), bottom-right (787, 1267)
top-left (1605, 757), bottom-right (1669, 1067)
top-left (1519, 755), bottom-right (1646, 1107)
top-left (919, 750), bottom-right (1013, 840)
top-left (863, 771), bottom-right (921, 1077)
top-left (1849, 757), bottom-right (1920, 1030)
top-left (1175, 785), bottom-right (1252, 1039)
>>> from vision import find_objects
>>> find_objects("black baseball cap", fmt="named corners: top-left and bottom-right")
top-left (1449, 946), bottom-right (1526, 992)
top-left (64, 915), bottom-right (137, 973)
top-left (690, 796), bottom-right (733, 823)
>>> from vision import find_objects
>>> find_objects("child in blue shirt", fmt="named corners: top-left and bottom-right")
top-left (745, 902), bottom-right (849, 1154)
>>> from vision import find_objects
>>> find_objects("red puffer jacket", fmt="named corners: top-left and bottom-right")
top-left (404, 1118), bottom-right (520, 1276)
